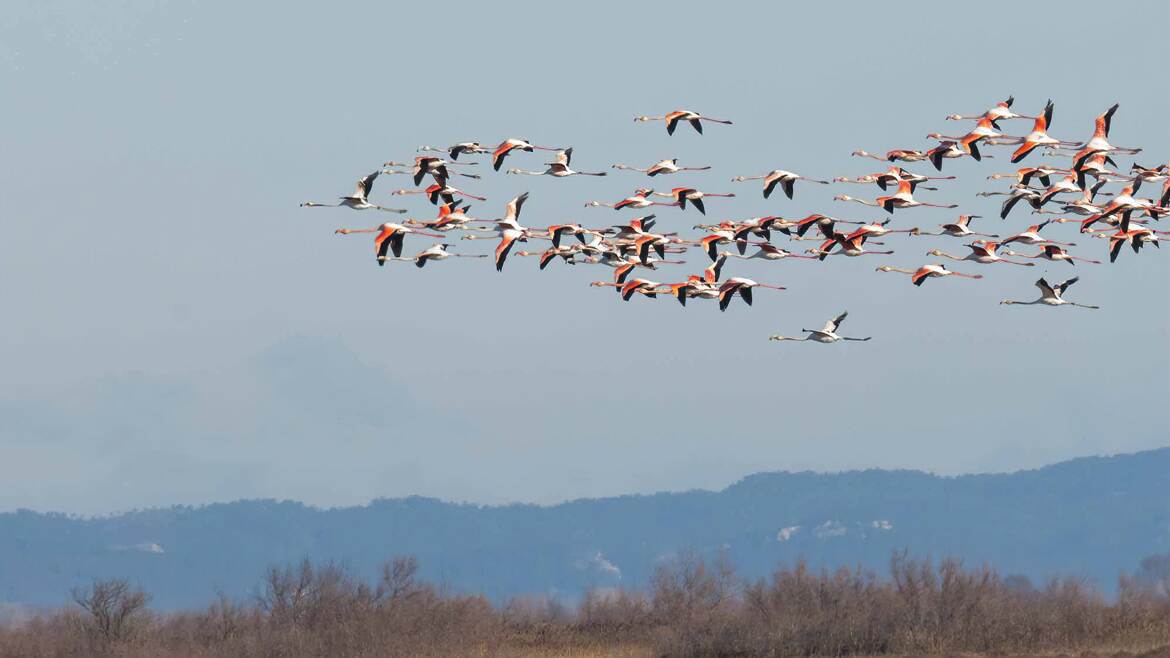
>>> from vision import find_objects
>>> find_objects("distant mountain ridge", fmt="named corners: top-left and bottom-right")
top-left (2, 448), bottom-right (1167, 610)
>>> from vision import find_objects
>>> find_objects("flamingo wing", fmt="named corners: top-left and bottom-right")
top-left (1034, 278), bottom-right (1056, 298)
top-left (491, 144), bottom-right (514, 171)
top-left (495, 235), bottom-right (517, 271)
top-left (1053, 277), bottom-right (1079, 295)
top-left (1011, 141), bottom-right (1041, 164)
top-left (356, 170), bottom-right (380, 200)
top-left (762, 177), bottom-right (779, 199)
top-left (782, 178), bottom-right (796, 199)
top-left (824, 311), bottom-right (847, 334)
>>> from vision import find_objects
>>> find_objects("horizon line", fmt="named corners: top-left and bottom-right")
top-left (6, 445), bottom-right (1165, 520)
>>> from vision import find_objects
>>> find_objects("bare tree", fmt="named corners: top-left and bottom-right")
top-left (1136, 553), bottom-right (1170, 597)
top-left (259, 558), bottom-right (316, 628)
top-left (71, 578), bottom-right (150, 643)
top-left (377, 555), bottom-right (421, 604)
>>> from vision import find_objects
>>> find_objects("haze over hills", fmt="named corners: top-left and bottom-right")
top-left (1, 448), bottom-right (1166, 610)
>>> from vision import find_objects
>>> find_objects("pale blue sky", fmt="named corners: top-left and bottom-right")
top-left (1, 1), bottom-right (1167, 513)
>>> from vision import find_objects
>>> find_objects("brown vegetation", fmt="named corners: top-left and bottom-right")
top-left (1, 552), bottom-right (1168, 658)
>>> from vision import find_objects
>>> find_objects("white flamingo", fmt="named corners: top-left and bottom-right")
top-left (769, 311), bottom-right (871, 343)
top-left (1001, 277), bottom-right (1099, 309)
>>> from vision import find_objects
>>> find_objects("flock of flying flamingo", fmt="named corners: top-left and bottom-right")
top-left (301, 98), bottom-right (1166, 341)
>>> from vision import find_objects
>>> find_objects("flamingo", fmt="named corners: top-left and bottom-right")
top-left (404, 156), bottom-right (481, 185)
top-left (926, 140), bottom-right (984, 170)
top-left (585, 188), bottom-right (681, 210)
top-left (1107, 221), bottom-right (1162, 263)
top-left (810, 234), bottom-right (894, 260)
top-left (978, 186), bottom-right (1043, 219)
top-left (875, 264), bottom-right (983, 287)
top-left (514, 246), bottom-right (582, 270)
top-left (999, 221), bottom-right (1076, 249)
top-left (412, 243), bottom-right (489, 268)
top-left (926, 116), bottom-right (1008, 162)
top-left (588, 279), bottom-right (661, 300)
top-left (544, 223), bottom-right (602, 248)
top-left (1001, 277), bottom-right (1098, 309)
top-left (1079, 104), bottom-right (1142, 155)
top-left (769, 311), bottom-right (871, 343)
top-left (688, 232), bottom-right (737, 261)
top-left (416, 142), bottom-right (490, 160)
top-left (852, 149), bottom-right (929, 163)
top-left (405, 202), bottom-right (479, 232)
top-left (986, 165), bottom-right (1069, 188)
top-left (1070, 151), bottom-right (1123, 185)
top-left (490, 138), bottom-right (560, 171)
top-left (946, 96), bottom-right (1036, 125)
top-left (611, 158), bottom-right (711, 176)
top-left (658, 278), bottom-right (712, 307)
top-left (835, 181), bottom-right (957, 214)
top-left (717, 277), bottom-right (785, 311)
top-left (1079, 181), bottom-right (1167, 232)
top-left (460, 194), bottom-right (543, 272)
top-left (911, 215), bottom-right (997, 239)
top-left (1037, 180), bottom-right (1109, 216)
top-left (616, 278), bottom-right (664, 301)
top-left (463, 192), bottom-right (531, 231)
top-left (723, 244), bottom-right (818, 262)
top-left (1035, 173), bottom-right (1084, 207)
top-left (713, 216), bottom-right (796, 249)
top-left (603, 215), bottom-right (658, 239)
top-left (843, 219), bottom-right (916, 241)
top-left (1130, 162), bottom-right (1169, 183)
top-left (390, 182), bottom-right (486, 206)
top-left (926, 241), bottom-right (1035, 266)
top-left (1064, 148), bottom-right (1116, 182)
top-left (1001, 245), bottom-right (1101, 266)
top-left (1009, 100), bottom-right (1081, 163)
top-left (835, 167), bottom-right (954, 192)
top-left (334, 223), bottom-right (445, 265)
top-left (600, 255), bottom-right (688, 288)
top-left (607, 259), bottom-right (644, 287)
top-left (633, 110), bottom-right (733, 135)
top-left (790, 214), bottom-right (863, 239)
top-left (300, 170), bottom-right (408, 213)
top-left (653, 187), bottom-right (735, 215)
top-left (506, 148), bottom-right (607, 177)
top-left (731, 170), bottom-right (831, 199)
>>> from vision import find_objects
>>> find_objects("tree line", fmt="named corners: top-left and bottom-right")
top-left (1, 551), bottom-right (1168, 657)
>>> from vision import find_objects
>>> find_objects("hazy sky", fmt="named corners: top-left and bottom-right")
top-left (2, 1), bottom-right (1167, 514)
